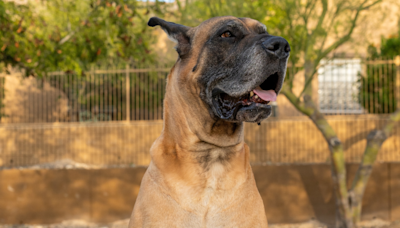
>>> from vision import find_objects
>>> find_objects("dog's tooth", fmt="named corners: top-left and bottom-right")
top-left (250, 91), bottom-right (254, 97)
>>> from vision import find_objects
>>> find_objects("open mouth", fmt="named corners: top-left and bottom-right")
top-left (212, 72), bottom-right (280, 120)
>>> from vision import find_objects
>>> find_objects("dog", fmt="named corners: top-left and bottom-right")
top-left (129, 16), bottom-right (290, 228)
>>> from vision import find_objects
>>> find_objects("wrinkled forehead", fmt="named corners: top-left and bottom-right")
top-left (238, 17), bottom-right (267, 34)
top-left (191, 16), bottom-right (267, 44)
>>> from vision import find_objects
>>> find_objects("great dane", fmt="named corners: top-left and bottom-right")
top-left (129, 16), bottom-right (290, 228)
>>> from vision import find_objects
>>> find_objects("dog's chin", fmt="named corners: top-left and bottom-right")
top-left (235, 103), bottom-right (272, 122)
top-left (212, 101), bottom-right (272, 123)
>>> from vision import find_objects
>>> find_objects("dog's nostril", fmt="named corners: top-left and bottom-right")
top-left (266, 43), bottom-right (280, 52)
top-left (285, 45), bottom-right (290, 53)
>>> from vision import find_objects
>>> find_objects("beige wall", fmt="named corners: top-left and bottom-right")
top-left (0, 164), bottom-right (399, 225)
top-left (337, 0), bottom-right (400, 55)
top-left (0, 116), bottom-right (399, 168)
top-left (0, 74), bottom-right (68, 124)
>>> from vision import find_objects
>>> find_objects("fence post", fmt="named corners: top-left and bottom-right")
top-left (126, 64), bottom-right (130, 122)
top-left (395, 55), bottom-right (400, 110)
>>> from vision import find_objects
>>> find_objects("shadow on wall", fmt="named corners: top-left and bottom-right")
top-left (1, 73), bottom-right (68, 124)
top-left (0, 164), bottom-right (399, 225)
top-left (0, 121), bottom-right (161, 167)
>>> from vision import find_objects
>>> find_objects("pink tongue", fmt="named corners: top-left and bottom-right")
top-left (253, 86), bottom-right (277, 102)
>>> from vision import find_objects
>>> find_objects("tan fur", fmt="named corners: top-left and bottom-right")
top-left (129, 18), bottom-right (268, 228)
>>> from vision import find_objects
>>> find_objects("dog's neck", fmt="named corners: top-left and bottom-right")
top-left (150, 65), bottom-right (248, 168)
top-left (147, 63), bottom-right (251, 210)
top-left (161, 68), bottom-right (245, 153)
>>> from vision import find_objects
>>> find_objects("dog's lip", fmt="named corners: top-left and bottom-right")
top-left (211, 71), bottom-right (280, 99)
top-left (211, 96), bottom-right (271, 120)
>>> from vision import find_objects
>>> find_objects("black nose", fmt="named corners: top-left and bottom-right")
top-left (262, 36), bottom-right (290, 59)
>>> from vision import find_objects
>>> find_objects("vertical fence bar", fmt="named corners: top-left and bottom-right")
top-left (126, 64), bottom-right (130, 122)
top-left (378, 57), bottom-right (383, 113)
top-left (395, 55), bottom-right (400, 110)
top-left (0, 76), bottom-right (3, 121)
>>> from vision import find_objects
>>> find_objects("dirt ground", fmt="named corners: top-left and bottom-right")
top-left (0, 219), bottom-right (399, 228)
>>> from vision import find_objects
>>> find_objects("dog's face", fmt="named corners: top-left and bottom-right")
top-left (149, 16), bottom-right (290, 123)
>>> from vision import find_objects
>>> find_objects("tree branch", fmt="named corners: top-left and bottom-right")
top-left (316, 0), bottom-right (345, 60)
top-left (360, 0), bottom-right (382, 10)
top-left (280, 85), bottom-right (313, 116)
top-left (316, 0), bottom-right (381, 62)
top-left (58, 31), bottom-right (76, 45)
top-left (297, 0), bottom-right (381, 99)
top-left (309, 0), bottom-right (327, 39)
top-left (349, 108), bottom-right (400, 223)
top-left (383, 108), bottom-right (400, 135)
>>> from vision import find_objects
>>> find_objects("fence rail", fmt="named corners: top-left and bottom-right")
top-left (0, 57), bottom-right (399, 168)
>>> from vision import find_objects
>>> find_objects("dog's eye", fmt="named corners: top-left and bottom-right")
top-left (221, 31), bottom-right (233, 38)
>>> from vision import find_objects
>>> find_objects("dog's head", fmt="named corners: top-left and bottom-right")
top-left (149, 16), bottom-right (290, 123)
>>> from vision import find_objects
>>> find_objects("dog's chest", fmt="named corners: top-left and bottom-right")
top-left (201, 162), bottom-right (226, 206)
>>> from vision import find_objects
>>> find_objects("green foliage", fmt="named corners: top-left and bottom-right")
top-left (359, 33), bottom-right (399, 114)
top-left (0, 0), bottom-right (166, 76)
top-left (368, 34), bottom-right (400, 59)
top-left (380, 35), bottom-right (400, 58)
top-left (359, 67), bottom-right (397, 114)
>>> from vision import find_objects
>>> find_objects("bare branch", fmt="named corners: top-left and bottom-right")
top-left (310, 0), bottom-right (327, 39)
top-left (383, 108), bottom-right (400, 135)
top-left (280, 85), bottom-right (313, 116)
top-left (58, 32), bottom-right (76, 45)
top-left (302, 0), bottom-right (318, 27)
top-left (361, 0), bottom-right (382, 10)
top-left (305, 0), bottom-right (318, 20)
top-left (317, 0), bottom-right (381, 61)
top-left (297, 0), bottom-right (382, 99)
top-left (316, 0), bottom-right (345, 59)
top-left (297, 65), bottom-right (319, 101)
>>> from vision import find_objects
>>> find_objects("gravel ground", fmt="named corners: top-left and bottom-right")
top-left (0, 219), bottom-right (399, 228)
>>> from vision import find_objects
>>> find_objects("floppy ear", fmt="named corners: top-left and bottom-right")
top-left (148, 17), bottom-right (191, 58)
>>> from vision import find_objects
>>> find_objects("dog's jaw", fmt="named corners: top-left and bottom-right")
top-left (162, 64), bottom-right (246, 151)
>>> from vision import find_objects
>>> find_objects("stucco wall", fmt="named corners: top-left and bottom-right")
top-left (0, 164), bottom-right (399, 225)
top-left (0, 115), bottom-right (399, 168)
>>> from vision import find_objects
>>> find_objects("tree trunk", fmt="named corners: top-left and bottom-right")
top-left (281, 87), bottom-right (354, 228)
top-left (349, 130), bottom-right (387, 224)
top-left (304, 98), bottom-right (354, 228)
top-left (349, 109), bottom-right (400, 223)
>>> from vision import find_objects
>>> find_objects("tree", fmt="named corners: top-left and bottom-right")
top-left (178, 0), bottom-right (400, 227)
top-left (0, 0), bottom-right (168, 76)
top-left (0, 0), bottom-right (170, 122)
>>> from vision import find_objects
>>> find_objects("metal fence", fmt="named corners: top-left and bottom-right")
top-left (318, 56), bottom-right (400, 115)
top-left (0, 63), bottom-right (170, 123)
top-left (0, 57), bottom-right (399, 168)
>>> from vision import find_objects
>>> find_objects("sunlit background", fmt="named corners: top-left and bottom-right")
top-left (0, 0), bottom-right (400, 227)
